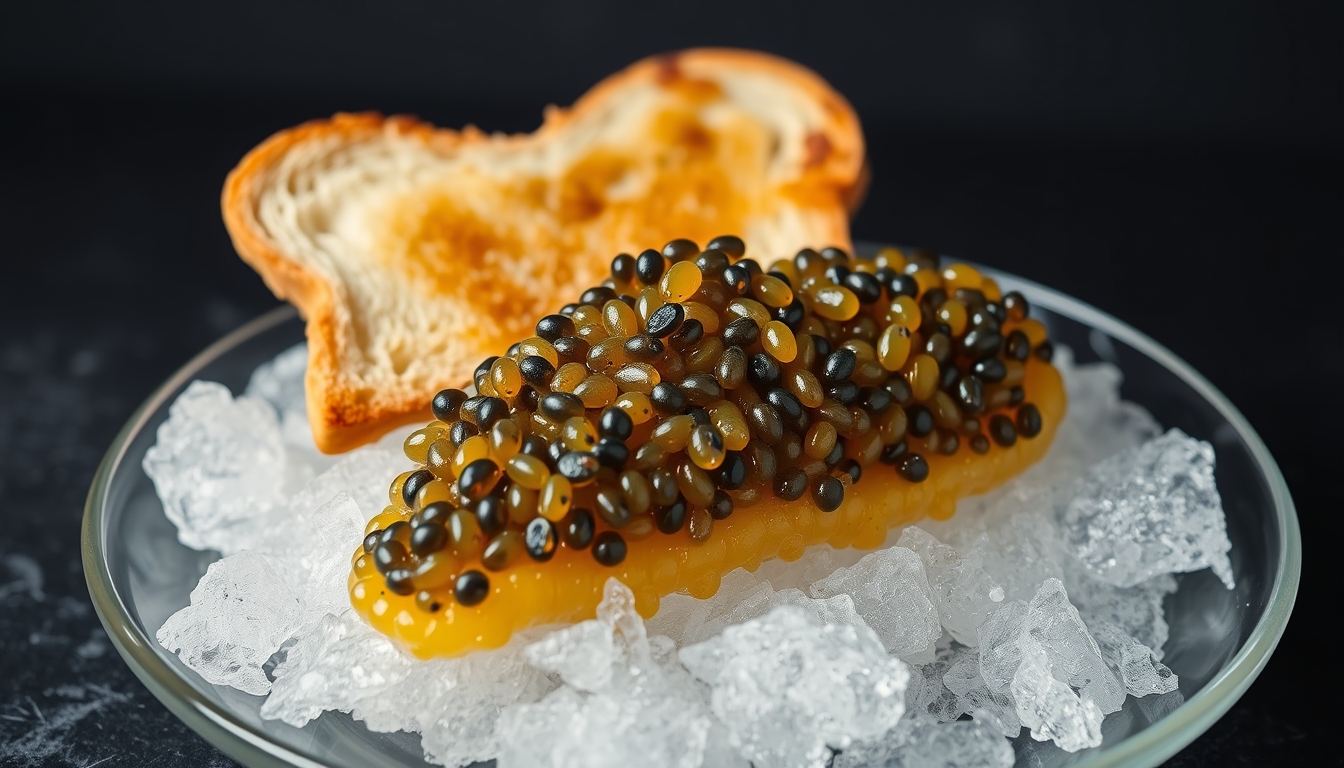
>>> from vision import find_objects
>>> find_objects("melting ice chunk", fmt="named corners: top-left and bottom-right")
top-left (679, 604), bottom-right (909, 768)
top-left (896, 527), bottom-right (1004, 646)
top-left (809, 545), bottom-right (942, 661)
top-left (1064, 429), bottom-right (1234, 589)
top-left (1088, 620), bottom-right (1179, 699)
top-left (833, 719), bottom-right (1014, 768)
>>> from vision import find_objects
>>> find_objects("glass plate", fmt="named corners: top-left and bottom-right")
top-left (83, 257), bottom-right (1300, 768)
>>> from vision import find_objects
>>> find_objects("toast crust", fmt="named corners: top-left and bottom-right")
top-left (223, 48), bottom-right (866, 453)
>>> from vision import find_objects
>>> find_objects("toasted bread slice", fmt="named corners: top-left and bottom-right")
top-left (223, 48), bottom-right (866, 454)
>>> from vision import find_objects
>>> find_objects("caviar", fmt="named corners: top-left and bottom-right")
top-left (351, 238), bottom-right (1064, 658)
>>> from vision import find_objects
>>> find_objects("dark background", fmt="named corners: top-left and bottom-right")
top-left (1, 2), bottom-right (1339, 766)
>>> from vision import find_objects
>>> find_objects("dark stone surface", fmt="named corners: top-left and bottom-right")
top-left (0, 5), bottom-right (1339, 763)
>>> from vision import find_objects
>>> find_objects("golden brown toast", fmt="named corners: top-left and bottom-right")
top-left (222, 48), bottom-right (866, 453)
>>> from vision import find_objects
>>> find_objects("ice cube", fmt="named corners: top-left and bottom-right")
top-left (1087, 620), bottom-right (1178, 698)
top-left (1064, 559), bottom-right (1176, 657)
top-left (1010, 640), bottom-right (1105, 752)
top-left (833, 719), bottom-right (1014, 768)
top-left (156, 551), bottom-right (301, 695)
top-left (895, 527), bottom-right (1004, 645)
top-left (244, 342), bottom-right (316, 452)
top-left (1064, 429), bottom-right (1234, 589)
top-left (679, 604), bottom-right (909, 768)
top-left (293, 493), bottom-right (365, 622)
top-left (287, 448), bottom-right (410, 529)
top-left (942, 648), bottom-right (1021, 737)
top-left (809, 545), bottom-right (942, 661)
top-left (143, 381), bottom-right (287, 554)
top-left (1025, 579), bottom-right (1126, 714)
top-left (902, 649), bottom-right (963, 723)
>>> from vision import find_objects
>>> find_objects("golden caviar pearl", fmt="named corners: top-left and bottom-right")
top-left (389, 470), bottom-right (414, 507)
top-left (507, 484), bottom-right (539, 524)
top-left (763, 321), bottom-right (798, 363)
top-left (878, 407), bottom-right (908, 444)
top-left (365, 506), bottom-right (402, 536)
top-left (619, 470), bottom-right (652, 515)
top-left (551, 362), bottom-right (588, 393)
top-left (841, 339), bottom-right (877, 362)
top-left (426, 438), bottom-right (455, 479)
top-left (885, 295), bottom-right (922, 330)
top-left (1002, 359), bottom-right (1026, 387)
top-left (403, 429), bottom-right (434, 463)
top-left (531, 412), bottom-right (561, 440)
top-left (636, 286), bottom-right (665, 324)
top-left (788, 369), bottom-right (825, 408)
top-left (561, 416), bottom-right (599, 453)
top-left (683, 301), bottom-right (720, 334)
top-left (875, 246), bottom-right (908, 272)
top-left (769, 259), bottom-right (802, 287)
top-left (615, 391), bottom-right (654, 424)
top-left (877, 324), bottom-right (912, 371)
top-left (482, 531), bottom-right (524, 572)
top-left (850, 430), bottom-right (884, 465)
top-left (660, 261), bottom-right (703, 302)
top-left (1015, 318), bottom-right (1049, 346)
top-left (688, 424), bottom-right (727, 470)
top-left (576, 322), bottom-right (609, 343)
top-left (587, 337), bottom-right (628, 374)
top-left (476, 376), bottom-right (498, 398)
top-left (574, 375), bottom-right (618, 409)
top-left (804, 421), bottom-right (838, 459)
top-left (506, 454), bottom-right (551, 490)
top-left (489, 419), bottom-right (522, 462)
top-left (490, 357), bottom-right (523, 398)
top-left (675, 459), bottom-right (716, 507)
top-left (751, 274), bottom-right (794, 308)
top-left (936, 300), bottom-right (968, 337)
top-left (981, 277), bottom-right (1003, 303)
top-left (796, 315), bottom-right (828, 339)
top-left (709, 401), bottom-right (750, 451)
top-left (613, 362), bottom-right (661, 394)
top-left (651, 415), bottom-right (696, 452)
top-left (688, 508), bottom-right (713, 543)
top-left (447, 508), bottom-right (485, 558)
top-left (716, 345), bottom-right (747, 390)
top-left (941, 263), bottom-right (982, 293)
top-left (516, 337), bottom-right (559, 368)
top-left (809, 285), bottom-right (860, 321)
top-left (416, 479), bottom-right (454, 511)
top-left (854, 360), bottom-right (887, 387)
top-left (905, 354), bottom-right (941, 402)
top-left (911, 268), bottom-right (941, 295)
top-left (570, 305), bottom-right (602, 327)
top-left (540, 474), bottom-right (573, 522)
top-left (603, 299), bottom-right (639, 337)
top-left (725, 298), bottom-right (772, 330)
top-left (636, 443), bottom-right (669, 473)
top-left (412, 551), bottom-right (461, 590)
top-left (686, 336), bottom-right (725, 375)
top-left (453, 435), bottom-right (491, 476)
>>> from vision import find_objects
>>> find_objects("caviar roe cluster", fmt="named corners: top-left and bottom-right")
top-left (349, 237), bottom-right (1062, 657)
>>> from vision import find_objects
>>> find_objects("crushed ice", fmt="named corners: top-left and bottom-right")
top-left (148, 343), bottom-right (1233, 766)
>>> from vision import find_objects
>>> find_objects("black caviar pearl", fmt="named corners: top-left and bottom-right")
top-left (887, 272), bottom-right (920, 299)
top-left (518, 385), bottom-right (540, 413)
top-left (824, 438), bottom-right (845, 467)
top-left (655, 498), bottom-right (688, 533)
top-left (960, 417), bottom-right (982, 436)
top-left (548, 438), bottom-right (566, 465)
top-left (738, 258), bottom-right (763, 276)
top-left (431, 388), bottom-right (470, 423)
top-left (957, 376), bottom-right (985, 414)
top-left (747, 353), bottom-right (782, 389)
top-left (939, 363), bottom-right (960, 393)
top-left (519, 355), bottom-right (556, 385)
top-left (794, 247), bottom-right (823, 273)
top-left (650, 382), bottom-right (689, 415)
top-left (838, 458), bottom-right (862, 483)
top-left (906, 405), bottom-right (935, 438)
top-left (460, 395), bottom-right (487, 423)
top-left (646, 303), bottom-right (685, 337)
top-left (475, 496), bottom-right (508, 536)
top-left (618, 291), bottom-right (638, 309)
top-left (594, 437), bottom-right (629, 468)
top-left (410, 521), bottom-right (448, 556)
top-left (524, 517), bottom-right (559, 562)
top-left (969, 310), bottom-right (1000, 333)
top-left (635, 248), bottom-right (666, 284)
top-left (624, 334), bottom-right (665, 361)
top-left (540, 392), bottom-right (586, 422)
top-left (775, 298), bottom-right (805, 328)
top-left (936, 429), bottom-right (960, 455)
top-left (1017, 403), bottom-right (1043, 438)
top-left (766, 269), bottom-right (793, 288)
top-left (812, 476), bottom-right (845, 512)
top-left (363, 531), bottom-right (381, 554)
top-left (669, 319), bottom-right (704, 350)
top-left (824, 264), bottom-right (851, 285)
top-left (599, 407), bottom-right (634, 440)
top-left (861, 386), bottom-right (894, 414)
top-left (592, 531), bottom-right (628, 566)
top-left (722, 317), bottom-right (761, 348)
top-left (449, 420), bottom-right (477, 447)
top-left (458, 458), bottom-right (502, 503)
top-left (821, 246), bottom-right (850, 262)
top-left (827, 380), bottom-right (860, 405)
top-left (897, 453), bottom-right (930, 483)
top-left (1002, 291), bottom-right (1029, 321)
top-left (553, 336), bottom-right (590, 364)
top-left (1009, 386), bottom-right (1025, 406)
top-left (535, 314), bottom-right (576, 342)
top-left (686, 407), bottom-right (711, 427)
top-left (924, 333), bottom-right (952, 366)
top-left (844, 272), bottom-right (883, 304)
top-left (557, 451), bottom-right (601, 484)
top-left (560, 303), bottom-right (579, 316)
top-left (520, 434), bottom-right (550, 461)
top-left (473, 357), bottom-right (499, 381)
top-left (1035, 340), bottom-right (1055, 362)
top-left (885, 377), bottom-right (914, 405)
top-left (822, 349), bottom-right (857, 382)
top-left (707, 234), bottom-right (745, 259)
top-left (774, 467), bottom-right (808, 501)
top-left (812, 335), bottom-right (832, 359)
top-left (910, 248), bottom-right (939, 271)
top-left (874, 266), bottom-right (898, 288)
top-left (474, 397), bottom-right (509, 431)
top-left (695, 248), bottom-right (730, 276)
top-left (611, 253), bottom-right (637, 283)
top-left (681, 374), bottom-right (723, 406)
top-left (961, 328), bottom-right (1004, 360)
top-left (385, 568), bottom-right (416, 596)
top-left (708, 490), bottom-right (735, 520)
top-left (722, 264), bottom-right (752, 295)
top-left (374, 541), bottom-right (408, 574)
top-left (766, 388), bottom-right (804, 422)
top-left (922, 288), bottom-right (949, 312)
top-left (402, 469), bottom-right (435, 508)
top-left (988, 414), bottom-right (1018, 447)
top-left (662, 238), bottom-right (699, 261)
top-left (970, 434), bottom-right (990, 454)
top-left (564, 508), bottom-right (595, 550)
top-left (1005, 330), bottom-right (1031, 361)
top-left (985, 302), bottom-right (1006, 323)
top-left (972, 357), bottom-right (1007, 383)
top-left (954, 287), bottom-right (987, 308)
top-left (715, 451), bottom-right (747, 490)
top-left (879, 440), bottom-right (908, 465)
top-left (454, 570), bottom-right (490, 606)
top-left (580, 286), bottom-right (618, 307)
